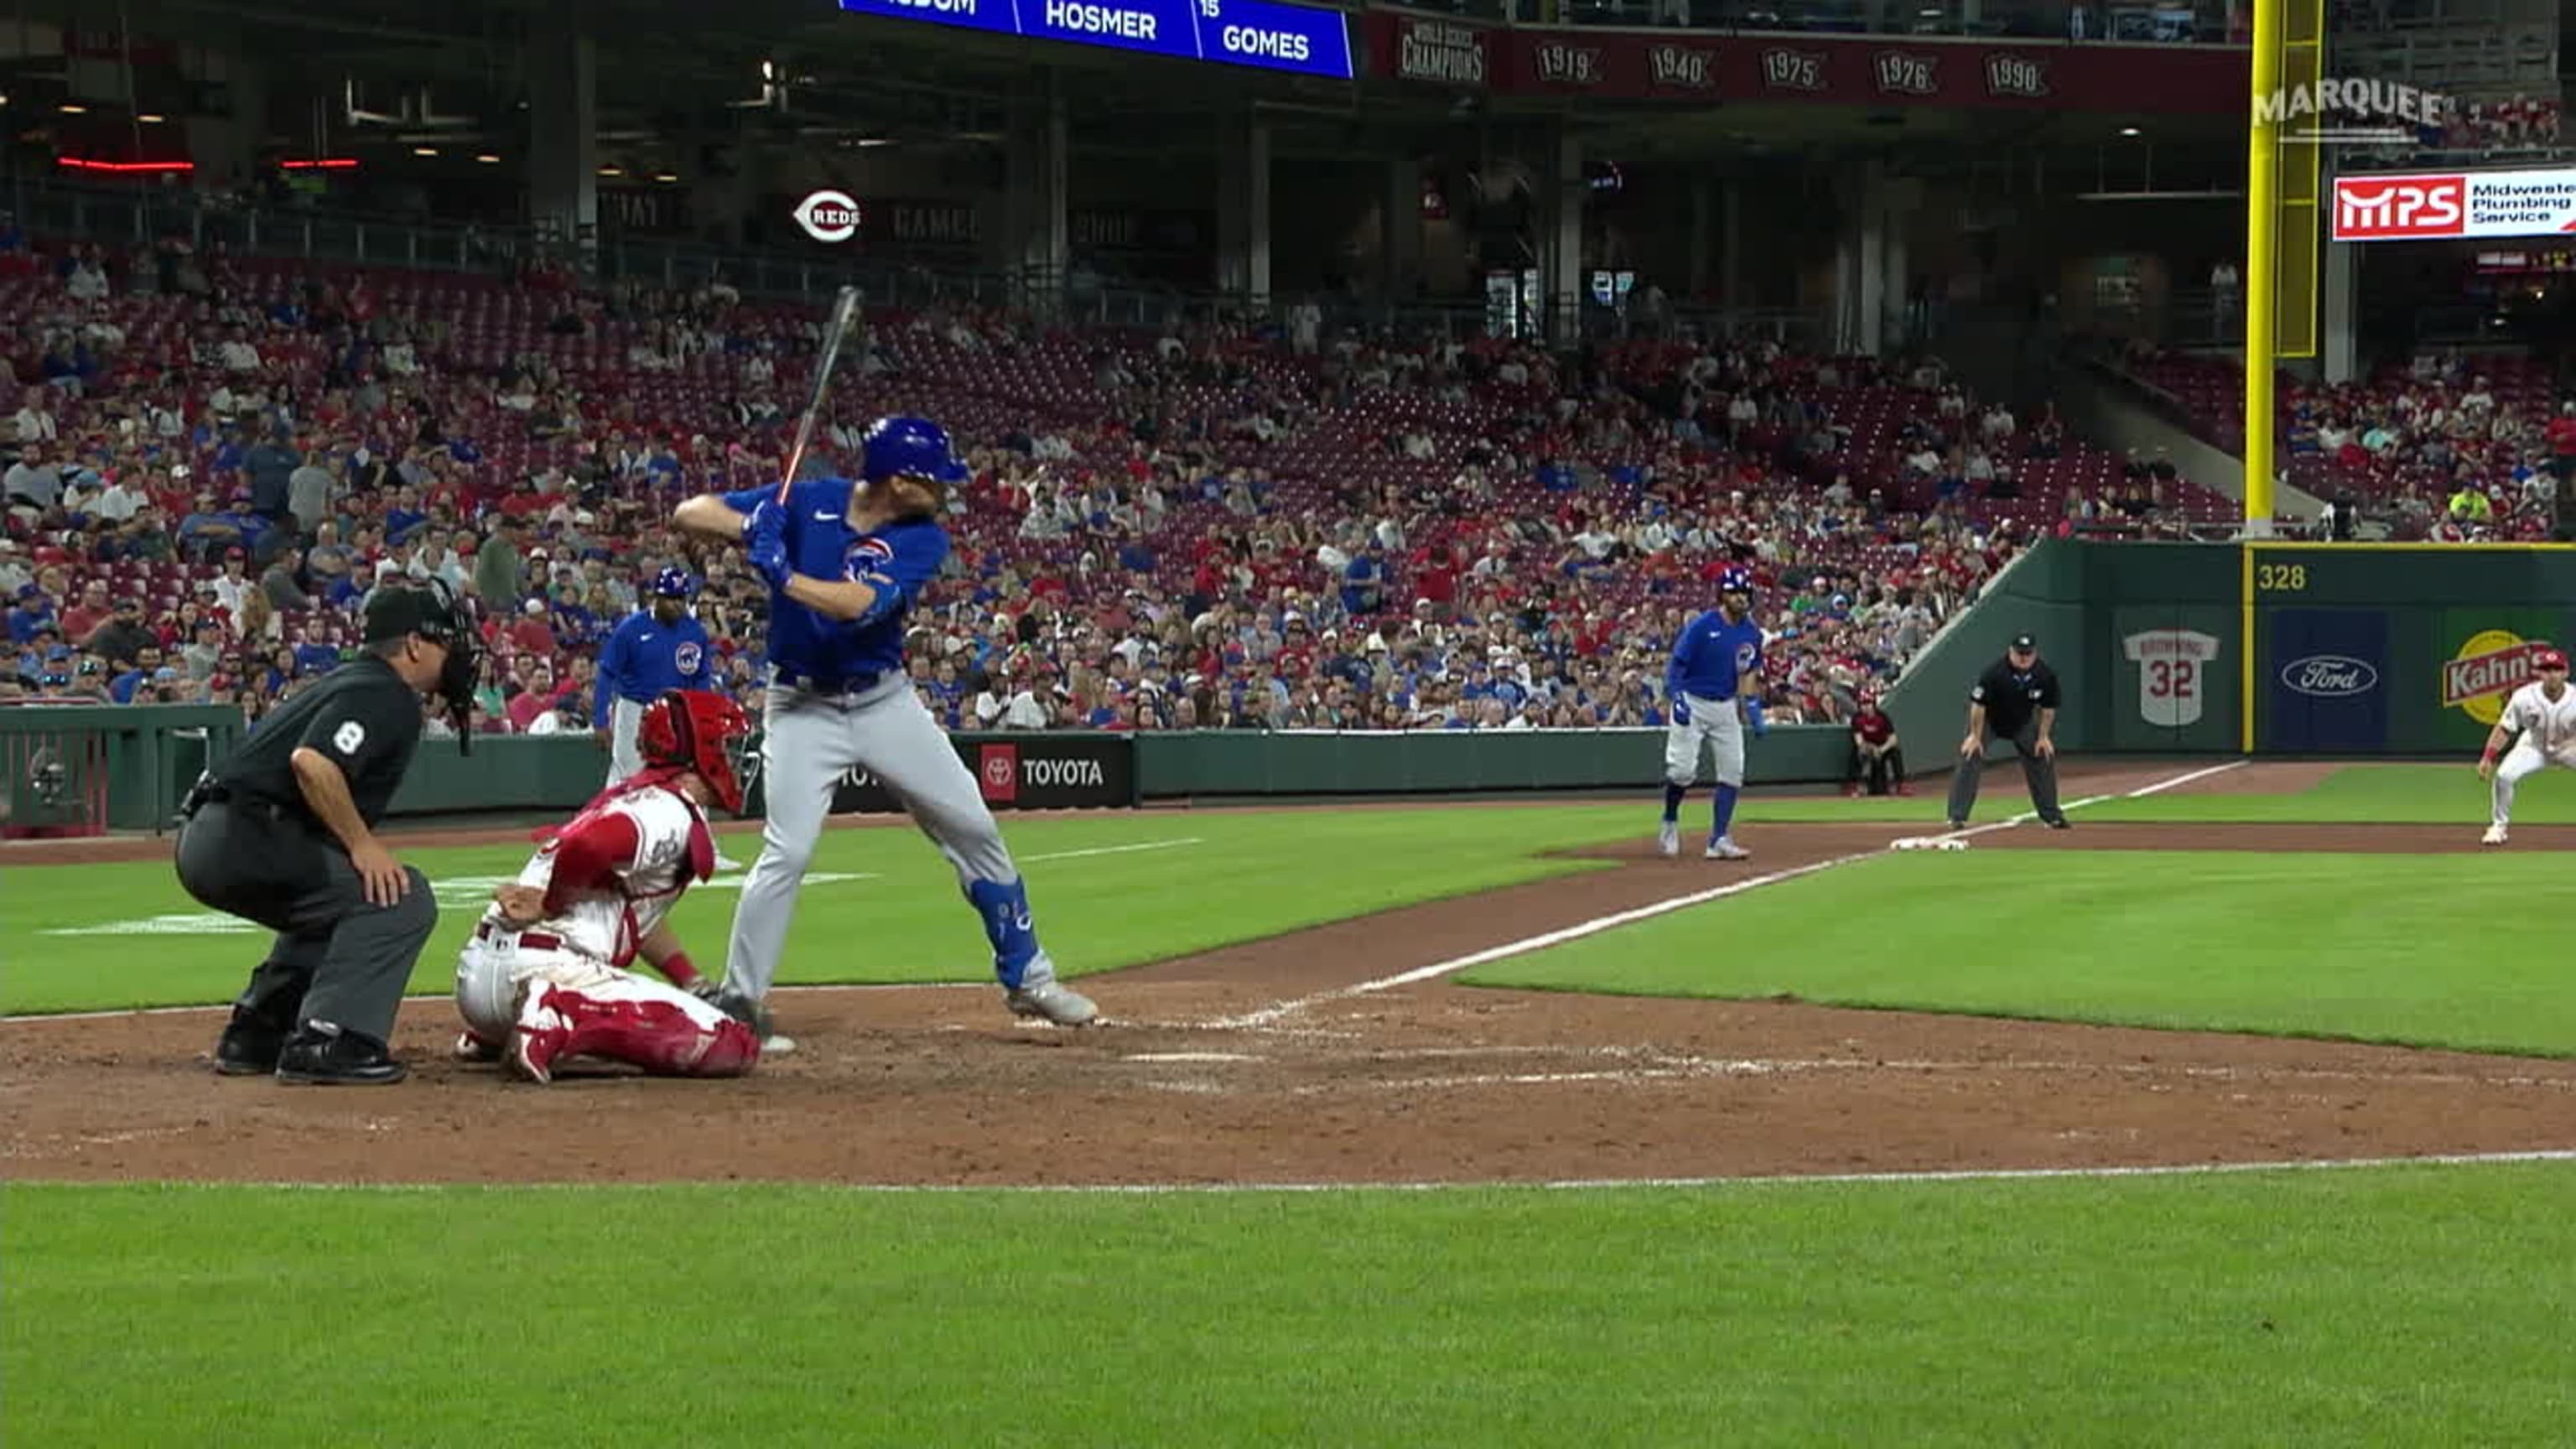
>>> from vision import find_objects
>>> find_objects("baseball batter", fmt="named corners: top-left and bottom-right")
top-left (2477, 647), bottom-right (2574, 845)
top-left (1659, 566), bottom-right (1768, 860)
top-left (595, 567), bottom-right (713, 783)
top-left (672, 414), bottom-right (1099, 1037)
top-left (453, 690), bottom-right (763, 1084)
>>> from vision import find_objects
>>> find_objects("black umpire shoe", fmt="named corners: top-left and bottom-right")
top-left (2043, 815), bottom-right (2074, 830)
top-left (213, 1007), bottom-right (290, 1077)
top-left (273, 1021), bottom-right (408, 1086)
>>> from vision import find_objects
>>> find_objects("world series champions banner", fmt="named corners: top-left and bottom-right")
top-left (743, 733), bottom-right (1138, 817)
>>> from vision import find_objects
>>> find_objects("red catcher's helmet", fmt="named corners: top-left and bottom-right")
top-left (638, 689), bottom-right (754, 813)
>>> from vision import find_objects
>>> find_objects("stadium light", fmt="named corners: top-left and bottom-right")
top-left (137, 113), bottom-right (166, 124)
top-left (413, 146), bottom-right (439, 156)
top-left (281, 158), bottom-right (359, 170)
top-left (2119, 126), bottom-right (2142, 137)
top-left (475, 153), bottom-right (501, 164)
top-left (57, 158), bottom-right (194, 174)
top-left (58, 103), bottom-right (86, 114)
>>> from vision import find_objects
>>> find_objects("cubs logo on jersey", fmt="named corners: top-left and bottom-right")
top-left (847, 537), bottom-right (895, 579)
top-left (675, 641), bottom-right (704, 676)
top-left (1736, 643), bottom-right (1758, 673)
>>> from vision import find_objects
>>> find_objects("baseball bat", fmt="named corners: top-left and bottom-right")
top-left (777, 284), bottom-right (862, 502)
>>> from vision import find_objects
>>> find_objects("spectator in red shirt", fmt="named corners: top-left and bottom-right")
top-left (508, 597), bottom-right (558, 656)
top-left (1846, 693), bottom-right (1908, 797)
top-left (2546, 402), bottom-right (2576, 486)
top-left (506, 662), bottom-right (572, 733)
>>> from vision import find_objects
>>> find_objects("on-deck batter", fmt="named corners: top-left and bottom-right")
top-left (2477, 647), bottom-right (2575, 846)
top-left (672, 414), bottom-right (1099, 1039)
top-left (595, 566), bottom-right (713, 785)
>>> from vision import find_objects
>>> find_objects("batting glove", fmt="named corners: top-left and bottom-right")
top-left (745, 499), bottom-right (788, 550)
top-left (1744, 699), bottom-right (1768, 737)
top-left (748, 530), bottom-right (792, 591)
top-left (1671, 696), bottom-right (1690, 725)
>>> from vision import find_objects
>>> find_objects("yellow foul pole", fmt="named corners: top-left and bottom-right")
top-left (2244, 0), bottom-right (2283, 538)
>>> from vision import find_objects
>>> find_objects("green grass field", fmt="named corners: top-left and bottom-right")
top-left (12, 1163), bottom-right (2574, 1447)
top-left (1, 805), bottom-right (1654, 1015)
top-left (1468, 850), bottom-right (2576, 1056)
top-left (13, 762), bottom-right (2573, 1446)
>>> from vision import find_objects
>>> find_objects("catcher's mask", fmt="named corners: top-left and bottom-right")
top-left (638, 688), bottom-right (755, 814)
top-left (363, 578), bottom-right (481, 754)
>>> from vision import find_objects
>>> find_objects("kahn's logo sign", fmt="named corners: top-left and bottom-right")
top-left (1533, 41), bottom-right (1605, 86)
top-left (1872, 51), bottom-right (1938, 94)
top-left (1985, 54), bottom-right (2048, 96)
top-left (1760, 47), bottom-right (1825, 91)
top-left (1647, 44), bottom-right (1714, 89)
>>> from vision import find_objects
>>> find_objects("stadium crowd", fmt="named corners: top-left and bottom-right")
top-left (2116, 342), bottom-right (2576, 542)
top-left (2, 221), bottom-right (2235, 735)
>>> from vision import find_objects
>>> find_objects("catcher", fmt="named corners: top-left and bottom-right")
top-left (452, 689), bottom-right (766, 1084)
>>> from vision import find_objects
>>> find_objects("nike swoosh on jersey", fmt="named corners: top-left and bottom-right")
top-left (813, 510), bottom-right (838, 521)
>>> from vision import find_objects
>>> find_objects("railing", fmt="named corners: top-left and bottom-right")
top-left (6, 171), bottom-right (1829, 346)
top-left (1408, 0), bottom-right (2239, 42)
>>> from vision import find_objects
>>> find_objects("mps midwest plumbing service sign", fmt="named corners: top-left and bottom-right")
top-left (2332, 167), bottom-right (2576, 241)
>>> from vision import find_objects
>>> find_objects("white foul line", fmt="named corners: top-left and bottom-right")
top-left (1211, 760), bottom-right (2243, 1032)
top-left (2124, 758), bottom-right (2250, 798)
top-left (1021, 837), bottom-right (1202, 864)
top-left (1207, 851), bottom-right (1876, 1030)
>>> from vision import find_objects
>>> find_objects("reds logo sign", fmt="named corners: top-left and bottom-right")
top-left (2330, 174), bottom-right (2468, 239)
top-left (1647, 44), bottom-right (1713, 89)
top-left (1760, 47), bottom-right (1824, 91)
top-left (791, 189), bottom-right (861, 245)
top-left (1532, 41), bottom-right (1604, 86)
top-left (1984, 54), bottom-right (2048, 96)
top-left (1872, 51), bottom-right (1938, 95)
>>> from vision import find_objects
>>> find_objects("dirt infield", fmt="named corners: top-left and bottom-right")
top-left (9, 759), bottom-right (2573, 1187)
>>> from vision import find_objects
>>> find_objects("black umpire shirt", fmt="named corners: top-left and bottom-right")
top-left (1971, 657), bottom-right (2063, 738)
top-left (213, 657), bottom-right (425, 826)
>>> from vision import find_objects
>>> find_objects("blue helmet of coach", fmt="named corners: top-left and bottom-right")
top-left (1718, 567), bottom-right (1754, 595)
top-left (651, 566), bottom-right (696, 600)
top-left (860, 414), bottom-right (969, 486)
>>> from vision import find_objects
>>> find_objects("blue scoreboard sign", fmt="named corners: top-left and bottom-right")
top-left (835, 0), bottom-right (1354, 80)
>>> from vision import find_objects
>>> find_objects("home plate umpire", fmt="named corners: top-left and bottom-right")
top-left (174, 583), bottom-right (480, 1084)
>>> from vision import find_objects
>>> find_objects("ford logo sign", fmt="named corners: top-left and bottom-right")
top-left (2280, 654), bottom-right (2379, 698)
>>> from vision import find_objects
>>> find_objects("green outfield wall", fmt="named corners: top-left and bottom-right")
top-left (13, 539), bottom-right (2569, 832)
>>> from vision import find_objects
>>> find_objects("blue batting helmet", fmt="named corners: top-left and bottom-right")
top-left (1718, 567), bottom-right (1754, 595)
top-left (651, 567), bottom-right (695, 600)
top-left (859, 414), bottom-right (969, 486)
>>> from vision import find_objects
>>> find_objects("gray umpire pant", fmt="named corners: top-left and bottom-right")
top-left (1944, 719), bottom-right (2064, 824)
top-left (174, 801), bottom-right (439, 1044)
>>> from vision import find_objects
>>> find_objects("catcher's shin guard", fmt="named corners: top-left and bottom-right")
top-left (542, 987), bottom-right (761, 1078)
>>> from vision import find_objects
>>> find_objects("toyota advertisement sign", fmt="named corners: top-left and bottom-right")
top-left (2331, 168), bottom-right (2576, 241)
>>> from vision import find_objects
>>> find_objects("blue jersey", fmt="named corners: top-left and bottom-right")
top-left (720, 477), bottom-right (948, 686)
top-left (593, 609), bottom-right (712, 725)
top-left (1667, 609), bottom-right (1765, 702)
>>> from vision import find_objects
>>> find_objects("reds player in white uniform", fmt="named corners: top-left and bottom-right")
top-left (2477, 647), bottom-right (2574, 846)
top-left (452, 689), bottom-right (767, 1083)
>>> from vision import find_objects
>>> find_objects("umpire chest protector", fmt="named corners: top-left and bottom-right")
top-left (206, 658), bottom-right (426, 825)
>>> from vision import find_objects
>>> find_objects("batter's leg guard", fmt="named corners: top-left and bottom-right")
top-left (1661, 783), bottom-right (1686, 823)
top-left (967, 877), bottom-right (1044, 990)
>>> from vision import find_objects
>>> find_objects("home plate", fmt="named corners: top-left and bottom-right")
top-left (1891, 836), bottom-right (1971, 852)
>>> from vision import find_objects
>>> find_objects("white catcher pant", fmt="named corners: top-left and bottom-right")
top-left (1665, 692), bottom-right (1746, 788)
top-left (605, 695), bottom-right (647, 785)
top-left (724, 677), bottom-right (1041, 1001)
top-left (2490, 738), bottom-right (2575, 826)
top-left (454, 934), bottom-right (733, 1043)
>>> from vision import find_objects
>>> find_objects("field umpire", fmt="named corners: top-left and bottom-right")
top-left (1943, 631), bottom-right (2070, 831)
top-left (176, 583), bottom-right (480, 1084)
